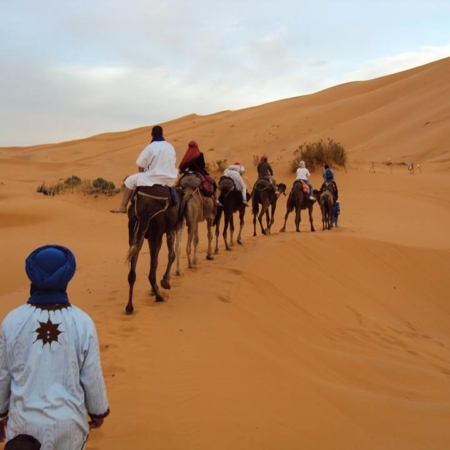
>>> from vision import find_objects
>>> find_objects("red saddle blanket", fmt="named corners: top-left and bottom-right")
top-left (296, 180), bottom-right (309, 194)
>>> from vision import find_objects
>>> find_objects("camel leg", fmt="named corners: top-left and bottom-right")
top-left (252, 197), bottom-right (258, 237)
top-left (265, 208), bottom-right (271, 234)
top-left (309, 206), bottom-right (315, 232)
top-left (186, 221), bottom-right (195, 269)
top-left (295, 208), bottom-right (301, 232)
top-left (206, 218), bottom-right (214, 260)
top-left (126, 253), bottom-right (139, 315)
top-left (148, 235), bottom-right (166, 302)
top-left (175, 220), bottom-right (184, 276)
top-left (222, 212), bottom-right (231, 251)
top-left (280, 209), bottom-right (291, 232)
top-left (229, 212), bottom-right (235, 247)
top-left (237, 207), bottom-right (245, 245)
top-left (269, 202), bottom-right (276, 233)
top-left (253, 212), bottom-right (257, 237)
top-left (161, 230), bottom-right (176, 290)
top-left (214, 214), bottom-right (221, 254)
top-left (192, 224), bottom-right (199, 268)
top-left (258, 207), bottom-right (266, 235)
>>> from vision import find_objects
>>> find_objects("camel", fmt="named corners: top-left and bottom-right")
top-left (214, 177), bottom-right (250, 252)
top-left (125, 185), bottom-right (179, 314)
top-left (318, 188), bottom-right (335, 231)
top-left (280, 180), bottom-right (316, 233)
top-left (175, 173), bottom-right (216, 275)
top-left (251, 179), bottom-right (287, 236)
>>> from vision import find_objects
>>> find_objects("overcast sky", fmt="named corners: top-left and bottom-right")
top-left (1, 0), bottom-right (450, 146)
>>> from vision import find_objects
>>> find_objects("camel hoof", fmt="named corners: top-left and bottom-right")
top-left (175, 270), bottom-right (182, 276)
top-left (155, 297), bottom-right (167, 302)
top-left (125, 307), bottom-right (134, 315)
top-left (237, 240), bottom-right (243, 245)
top-left (206, 255), bottom-right (214, 260)
top-left (280, 228), bottom-right (285, 233)
top-left (161, 279), bottom-right (171, 290)
top-left (214, 249), bottom-right (219, 254)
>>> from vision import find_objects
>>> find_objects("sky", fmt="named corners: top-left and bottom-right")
top-left (1, 0), bottom-right (450, 146)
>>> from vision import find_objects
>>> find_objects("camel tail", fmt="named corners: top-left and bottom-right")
top-left (126, 218), bottom-right (147, 264)
top-left (213, 205), bottom-right (223, 226)
top-left (252, 194), bottom-right (259, 215)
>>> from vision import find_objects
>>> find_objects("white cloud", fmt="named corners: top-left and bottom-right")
top-left (342, 45), bottom-right (450, 82)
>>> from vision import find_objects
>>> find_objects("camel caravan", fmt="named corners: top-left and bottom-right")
top-left (111, 126), bottom-right (341, 313)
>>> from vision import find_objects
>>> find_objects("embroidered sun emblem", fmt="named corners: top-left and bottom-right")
top-left (34, 318), bottom-right (62, 346)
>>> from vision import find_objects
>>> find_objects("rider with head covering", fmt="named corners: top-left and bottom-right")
top-left (321, 163), bottom-right (339, 201)
top-left (0, 245), bottom-right (110, 449)
top-left (221, 162), bottom-right (249, 206)
top-left (295, 161), bottom-right (316, 202)
top-left (110, 125), bottom-right (178, 213)
top-left (256, 155), bottom-right (278, 195)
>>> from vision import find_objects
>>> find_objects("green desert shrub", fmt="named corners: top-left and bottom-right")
top-left (37, 176), bottom-right (119, 196)
top-left (63, 175), bottom-right (82, 188)
top-left (290, 138), bottom-right (348, 172)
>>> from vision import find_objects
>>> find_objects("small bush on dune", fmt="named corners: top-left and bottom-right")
top-left (63, 175), bottom-right (82, 188)
top-left (37, 176), bottom-right (119, 196)
top-left (290, 138), bottom-right (348, 172)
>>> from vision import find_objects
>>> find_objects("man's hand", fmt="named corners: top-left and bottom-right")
top-left (88, 417), bottom-right (104, 429)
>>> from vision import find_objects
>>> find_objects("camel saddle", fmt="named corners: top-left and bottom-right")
top-left (178, 171), bottom-right (215, 197)
top-left (294, 180), bottom-right (310, 195)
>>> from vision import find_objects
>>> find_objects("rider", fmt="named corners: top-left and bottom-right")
top-left (178, 140), bottom-right (217, 198)
top-left (110, 125), bottom-right (178, 213)
top-left (321, 163), bottom-right (339, 201)
top-left (221, 162), bottom-right (249, 206)
top-left (256, 155), bottom-right (278, 196)
top-left (295, 161), bottom-right (316, 202)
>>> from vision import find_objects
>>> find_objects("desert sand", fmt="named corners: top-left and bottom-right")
top-left (1, 58), bottom-right (450, 449)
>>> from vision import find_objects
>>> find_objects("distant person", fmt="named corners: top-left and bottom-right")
top-left (332, 200), bottom-right (341, 227)
top-left (321, 163), bottom-right (338, 201)
top-left (4, 434), bottom-right (41, 450)
top-left (0, 245), bottom-right (110, 449)
top-left (256, 155), bottom-right (278, 195)
top-left (110, 125), bottom-right (178, 213)
top-left (221, 162), bottom-right (249, 206)
top-left (295, 161), bottom-right (316, 201)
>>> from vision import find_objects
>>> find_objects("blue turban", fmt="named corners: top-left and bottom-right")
top-left (26, 245), bottom-right (76, 305)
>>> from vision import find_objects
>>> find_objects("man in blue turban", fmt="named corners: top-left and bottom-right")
top-left (0, 245), bottom-right (110, 449)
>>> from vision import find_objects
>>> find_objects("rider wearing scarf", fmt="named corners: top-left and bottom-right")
top-left (0, 245), bottom-right (109, 449)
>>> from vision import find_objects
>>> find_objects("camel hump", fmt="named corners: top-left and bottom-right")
top-left (218, 176), bottom-right (236, 191)
top-left (179, 172), bottom-right (202, 189)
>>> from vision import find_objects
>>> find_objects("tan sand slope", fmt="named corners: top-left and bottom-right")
top-left (1, 58), bottom-right (450, 449)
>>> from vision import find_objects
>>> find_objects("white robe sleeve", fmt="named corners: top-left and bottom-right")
top-left (79, 322), bottom-right (110, 419)
top-left (0, 327), bottom-right (11, 417)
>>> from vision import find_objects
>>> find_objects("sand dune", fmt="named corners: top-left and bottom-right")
top-left (1, 58), bottom-right (450, 449)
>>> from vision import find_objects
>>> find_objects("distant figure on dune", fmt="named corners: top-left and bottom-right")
top-left (220, 162), bottom-right (249, 206)
top-left (321, 163), bottom-right (339, 202)
top-left (110, 125), bottom-right (178, 213)
top-left (256, 155), bottom-right (278, 195)
top-left (332, 200), bottom-right (341, 227)
top-left (0, 245), bottom-right (110, 450)
top-left (295, 161), bottom-right (316, 202)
